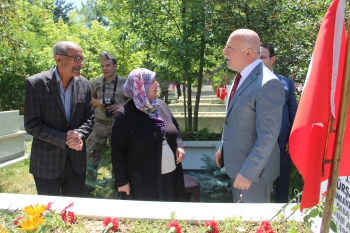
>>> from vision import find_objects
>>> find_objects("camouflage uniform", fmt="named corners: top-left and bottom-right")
top-left (86, 52), bottom-right (127, 172)
top-left (86, 75), bottom-right (127, 166)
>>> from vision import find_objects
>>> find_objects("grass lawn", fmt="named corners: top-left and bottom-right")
top-left (0, 158), bottom-right (36, 194)
top-left (1, 140), bottom-right (115, 198)
top-left (0, 140), bottom-right (36, 194)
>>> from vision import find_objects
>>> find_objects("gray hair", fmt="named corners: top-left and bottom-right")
top-left (53, 41), bottom-right (78, 57)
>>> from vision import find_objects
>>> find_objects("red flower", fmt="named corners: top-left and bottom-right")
top-left (103, 217), bottom-right (119, 231)
top-left (256, 221), bottom-right (275, 233)
top-left (60, 211), bottom-right (75, 223)
top-left (14, 216), bottom-right (23, 225)
top-left (46, 202), bottom-right (55, 211)
top-left (62, 202), bottom-right (74, 212)
top-left (322, 191), bottom-right (327, 197)
top-left (167, 221), bottom-right (182, 233)
top-left (205, 220), bottom-right (219, 233)
top-left (59, 202), bottom-right (75, 223)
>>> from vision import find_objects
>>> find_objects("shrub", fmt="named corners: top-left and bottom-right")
top-left (189, 154), bottom-right (232, 202)
top-left (182, 128), bottom-right (221, 141)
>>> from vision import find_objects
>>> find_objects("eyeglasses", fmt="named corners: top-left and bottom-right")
top-left (58, 54), bottom-right (85, 63)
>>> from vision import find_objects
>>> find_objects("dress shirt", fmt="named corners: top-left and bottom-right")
top-left (54, 67), bottom-right (73, 124)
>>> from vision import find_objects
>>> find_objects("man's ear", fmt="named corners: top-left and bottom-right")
top-left (54, 54), bottom-right (61, 63)
top-left (246, 48), bottom-right (253, 57)
top-left (271, 56), bottom-right (277, 65)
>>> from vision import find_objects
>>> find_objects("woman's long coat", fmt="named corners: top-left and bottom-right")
top-left (111, 99), bottom-right (186, 201)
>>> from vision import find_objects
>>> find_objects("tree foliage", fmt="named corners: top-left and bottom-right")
top-left (0, 0), bottom-right (345, 126)
top-left (52, 0), bottom-right (74, 23)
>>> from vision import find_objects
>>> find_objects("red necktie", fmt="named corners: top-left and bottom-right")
top-left (228, 73), bottom-right (242, 105)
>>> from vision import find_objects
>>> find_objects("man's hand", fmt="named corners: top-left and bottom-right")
top-left (233, 173), bottom-right (252, 190)
top-left (215, 150), bottom-right (222, 168)
top-left (92, 97), bottom-right (105, 108)
top-left (106, 104), bottom-right (122, 115)
top-left (118, 183), bottom-right (131, 195)
top-left (176, 147), bottom-right (185, 164)
top-left (66, 130), bottom-right (83, 151)
top-left (97, 99), bottom-right (106, 108)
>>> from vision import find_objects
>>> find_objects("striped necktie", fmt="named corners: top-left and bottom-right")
top-left (228, 73), bottom-right (242, 105)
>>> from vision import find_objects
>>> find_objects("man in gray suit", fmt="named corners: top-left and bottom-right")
top-left (215, 29), bottom-right (284, 203)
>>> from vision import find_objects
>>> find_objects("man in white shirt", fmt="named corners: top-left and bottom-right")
top-left (215, 29), bottom-right (285, 203)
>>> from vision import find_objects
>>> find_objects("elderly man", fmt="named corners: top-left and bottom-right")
top-left (215, 29), bottom-right (284, 203)
top-left (24, 41), bottom-right (94, 197)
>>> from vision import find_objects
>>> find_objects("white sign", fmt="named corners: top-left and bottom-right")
top-left (332, 176), bottom-right (350, 233)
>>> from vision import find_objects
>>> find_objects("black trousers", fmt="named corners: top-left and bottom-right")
top-left (274, 148), bottom-right (292, 203)
top-left (33, 156), bottom-right (86, 197)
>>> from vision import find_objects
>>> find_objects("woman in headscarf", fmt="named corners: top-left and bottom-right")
top-left (111, 68), bottom-right (186, 201)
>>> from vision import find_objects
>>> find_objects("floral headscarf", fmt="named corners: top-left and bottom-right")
top-left (123, 68), bottom-right (166, 138)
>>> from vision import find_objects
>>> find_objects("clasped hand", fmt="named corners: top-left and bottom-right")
top-left (66, 130), bottom-right (83, 151)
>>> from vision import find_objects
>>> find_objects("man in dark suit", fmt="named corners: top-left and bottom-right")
top-left (260, 43), bottom-right (298, 203)
top-left (215, 29), bottom-right (285, 203)
top-left (24, 41), bottom-right (94, 197)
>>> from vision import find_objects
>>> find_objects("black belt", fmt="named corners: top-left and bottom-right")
top-left (95, 118), bottom-right (114, 125)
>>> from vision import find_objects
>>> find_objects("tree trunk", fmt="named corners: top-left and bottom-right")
top-left (183, 81), bottom-right (187, 131)
top-left (187, 80), bottom-right (192, 131)
top-left (193, 3), bottom-right (205, 132)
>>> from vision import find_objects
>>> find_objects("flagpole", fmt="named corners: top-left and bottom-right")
top-left (320, 22), bottom-right (350, 233)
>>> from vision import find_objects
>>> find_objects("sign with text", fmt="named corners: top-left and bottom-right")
top-left (332, 176), bottom-right (350, 233)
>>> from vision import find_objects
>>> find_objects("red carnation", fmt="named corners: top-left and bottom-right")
top-left (103, 217), bottom-right (119, 232)
top-left (60, 210), bottom-right (75, 223)
top-left (46, 202), bottom-right (55, 211)
top-left (167, 221), bottom-right (182, 233)
top-left (14, 216), bottom-right (23, 225)
top-left (256, 221), bottom-right (275, 233)
top-left (205, 220), bottom-right (219, 233)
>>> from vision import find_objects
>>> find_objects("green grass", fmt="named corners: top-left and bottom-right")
top-left (0, 158), bottom-right (36, 194)
top-left (25, 140), bottom-right (32, 155)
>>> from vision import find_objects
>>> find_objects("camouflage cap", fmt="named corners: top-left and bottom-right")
top-left (99, 51), bottom-right (115, 63)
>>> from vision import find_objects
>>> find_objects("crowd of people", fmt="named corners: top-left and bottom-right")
top-left (24, 28), bottom-right (297, 203)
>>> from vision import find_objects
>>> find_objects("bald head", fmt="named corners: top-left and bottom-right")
top-left (231, 29), bottom-right (261, 54)
top-left (223, 29), bottom-right (261, 72)
top-left (53, 41), bottom-right (84, 80)
top-left (53, 41), bottom-right (81, 58)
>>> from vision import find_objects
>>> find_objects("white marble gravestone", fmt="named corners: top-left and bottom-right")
top-left (0, 110), bottom-right (26, 163)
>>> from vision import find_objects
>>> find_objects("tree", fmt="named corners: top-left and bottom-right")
top-left (52, 0), bottom-right (74, 23)
top-left (1, 0), bottom-right (344, 130)
top-left (78, 0), bottom-right (109, 28)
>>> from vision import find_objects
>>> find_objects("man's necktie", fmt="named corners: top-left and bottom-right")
top-left (228, 73), bottom-right (242, 106)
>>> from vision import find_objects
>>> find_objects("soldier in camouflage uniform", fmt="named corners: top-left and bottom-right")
top-left (86, 52), bottom-right (128, 176)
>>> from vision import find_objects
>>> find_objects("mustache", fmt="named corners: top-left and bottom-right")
top-left (73, 66), bottom-right (82, 70)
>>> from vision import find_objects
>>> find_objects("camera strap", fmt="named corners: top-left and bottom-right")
top-left (102, 76), bottom-right (118, 101)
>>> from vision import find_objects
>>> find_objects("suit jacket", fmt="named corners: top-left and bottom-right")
top-left (219, 62), bottom-right (284, 184)
top-left (275, 73), bottom-right (298, 149)
top-left (24, 67), bottom-right (94, 179)
top-left (111, 99), bottom-right (185, 201)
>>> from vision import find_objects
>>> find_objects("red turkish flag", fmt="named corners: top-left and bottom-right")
top-left (289, 0), bottom-right (349, 210)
